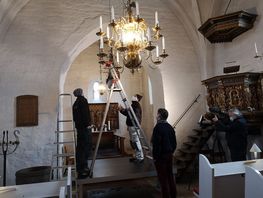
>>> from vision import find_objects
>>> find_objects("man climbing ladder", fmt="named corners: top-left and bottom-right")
top-left (89, 64), bottom-right (152, 177)
top-left (119, 94), bottom-right (144, 163)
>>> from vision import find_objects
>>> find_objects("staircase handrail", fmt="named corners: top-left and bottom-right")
top-left (173, 94), bottom-right (201, 128)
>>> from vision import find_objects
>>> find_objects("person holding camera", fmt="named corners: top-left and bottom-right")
top-left (212, 108), bottom-right (247, 161)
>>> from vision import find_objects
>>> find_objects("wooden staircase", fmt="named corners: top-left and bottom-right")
top-left (174, 125), bottom-right (215, 177)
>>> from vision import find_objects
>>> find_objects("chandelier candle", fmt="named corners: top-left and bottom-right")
top-left (117, 51), bottom-right (120, 63)
top-left (100, 36), bottom-right (104, 49)
top-left (255, 42), bottom-right (258, 55)
top-left (147, 28), bottom-right (151, 42)
top-left (155, 11), bottom-right (159, 26)
top-left (100, 16), bottom-right (103, 31)
top-left (136, 1), bottom-right (140, 17)
top-left (111, 6), bottom-right (115, 21)
top-left (106, 26), bottom-right (110, 39)
top-left (162, 36), bottom-right (165, 50)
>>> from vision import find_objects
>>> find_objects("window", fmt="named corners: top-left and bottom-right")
top-left (93, 81), bottom-right (100, 101)
top-left (148, 77), bottom-right (153, 105)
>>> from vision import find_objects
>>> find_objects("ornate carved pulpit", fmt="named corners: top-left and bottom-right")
top-left (202, 72), bottom-right (263, 134)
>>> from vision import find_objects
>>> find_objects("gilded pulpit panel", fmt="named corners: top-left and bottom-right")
top-left (202, 72), bottom-right (263, 134)
top-left (202, 72), bottom-right (263, 111)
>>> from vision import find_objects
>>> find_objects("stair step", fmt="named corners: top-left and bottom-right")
top-left (175, 163), bottom-right (186, 170)
top-left (188, 135), bottom-right (201, 140)
top-left (193, 128), bottom-right (203, 134)
top-left (181, 145), bottom-right (199, 152)
top-left (178, 148), bottom-right (198, 155)
top-left (175, 155), bottom-right (194, 162)
top-left (183, 141), bottom-right (199, 147)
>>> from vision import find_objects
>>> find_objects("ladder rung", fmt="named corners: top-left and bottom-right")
top-left (142, 146), bottom-right (150, 150)
top-left (53, 153), bottom-right (75, 157)
top-left (52, 166), bottom-right (76, 169)
top-left (146, 155), bottom-right (153, 160)
top-left (58, 120), bottom-right (73, 122)
top-left (54, 141), bottom-right (75, 144)
top-left (60, 176), bottom-right (76, 182)
top-left (59, 93), bottom-right (71, 96)
top-left (55, 130), bottom-right (75, 133)
top-left (113, 89), bottom-right (122, 92)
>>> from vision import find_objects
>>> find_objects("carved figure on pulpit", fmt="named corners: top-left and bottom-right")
top-left (213, 92), bottom-right (225, 110)
top-left (229, 90), bottom-right (240, 107)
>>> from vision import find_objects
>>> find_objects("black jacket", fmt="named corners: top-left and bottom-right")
top-left (73, 96), bottom-right (91, 129)
top-left (151, 121), bottom-right (177, 160)
top-left (215, 117), bottom-right (247, 151)
top-left (120, 101), bottom-right (142, 126)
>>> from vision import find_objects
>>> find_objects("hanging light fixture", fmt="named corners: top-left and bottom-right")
top-left (96, 0), bottom-right (168, 73)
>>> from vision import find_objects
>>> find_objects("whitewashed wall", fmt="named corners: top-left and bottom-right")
top-left (211, 0), bottom-right (263, 76)
top-left (0, 0), bottom-right (206, 185)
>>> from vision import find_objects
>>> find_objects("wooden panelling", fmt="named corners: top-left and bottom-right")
top-left (16, 95), bottom-right (38, 126)
top-left (89, 103), bottom-right (119, 130)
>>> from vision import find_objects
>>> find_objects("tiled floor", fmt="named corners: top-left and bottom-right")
top-left (83, 157), bottom-right (198, 198)
top-left (84, 176), bottom-right (197, 198)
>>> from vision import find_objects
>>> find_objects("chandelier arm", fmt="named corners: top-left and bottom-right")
top-left (146, 60), bottom-right (158, 69)
top-left (118, 65), bottom-right (125, 73)
top-left (145, 51), bottom-right (151, 60)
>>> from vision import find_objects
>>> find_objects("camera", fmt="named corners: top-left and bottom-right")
top-left (209, 107), bottom-right (229, 121)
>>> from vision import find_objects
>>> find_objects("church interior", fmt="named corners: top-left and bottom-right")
top-left (1, 0), bottom-right (263, 197)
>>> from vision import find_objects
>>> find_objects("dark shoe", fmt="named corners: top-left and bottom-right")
top-left (132, 159), bottom-right (144, 164)
top-left (84, 167), bottom-right (90, 174)
top-left (129, 157), bottom-right (137, 162)
top-left (134, 159), bottom-right (144, 164)
top-left (77, 172), bottom-right (88, 179)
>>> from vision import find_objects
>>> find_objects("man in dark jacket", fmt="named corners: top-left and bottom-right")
top-left (152, 108), bottom-right (177, 198)
top-left (119, 94), bottom-right (144, 163)
top-left (72, 88), bottom-right (92, 179)
top-left (213, 108), bottom-right (247, 161)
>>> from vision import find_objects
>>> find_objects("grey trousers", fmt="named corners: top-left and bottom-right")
top-left (128, 126), bottom-right (144, 160)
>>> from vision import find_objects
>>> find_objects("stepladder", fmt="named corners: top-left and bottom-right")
top-left (51, 93), bottom-right (77, 196)
top-left (89, 64), bottom-right (153, 177)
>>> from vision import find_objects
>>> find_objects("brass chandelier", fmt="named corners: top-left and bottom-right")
top-left (96, 0), bottom-right (168, 73)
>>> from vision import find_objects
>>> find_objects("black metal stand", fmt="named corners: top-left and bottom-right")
top-left (212, 132), bottom-right (226, 163)
top-left (1, 130), bottom-right (20, 186)
top-left (3, 150), bottom-right (7, 186)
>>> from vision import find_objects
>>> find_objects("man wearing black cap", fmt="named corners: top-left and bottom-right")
top-left (72, 88), bottom-right (92, 179)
